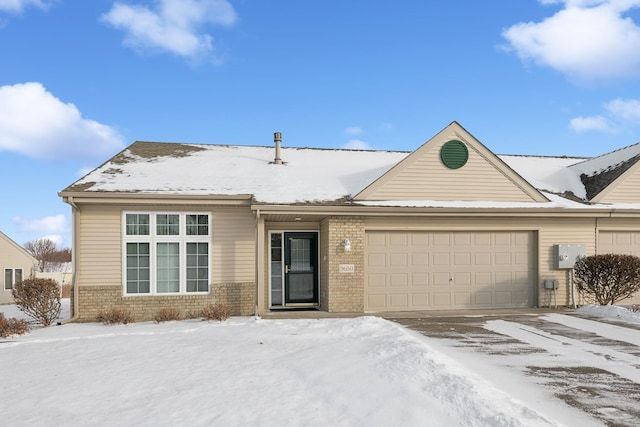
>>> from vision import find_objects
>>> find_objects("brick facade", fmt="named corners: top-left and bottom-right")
top-left (322, 216), bottom-right (365, 312)
top-left (76, 283), bottom-right (255, 322)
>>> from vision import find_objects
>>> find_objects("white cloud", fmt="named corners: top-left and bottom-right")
top-left (343, 139), bottom-right (372, 150)
top-left (13, 214), bottom-right (68, 235)
top-left (344, 126), bottom-right (363, 136)
top-left (0, 82), bottom-right (125, 161)
top-left (0, 0), bottom-right (49, 14)
top-left (570, 97), bottom-right (640, 132)
top-left (101, 0), bottom-right (238, 60)
top-left (502, 0), bottom-right (640, 82)
top-left (605, 98), bottom-right (640, 122)
top-left (570, 115), bottom-right (613, 132)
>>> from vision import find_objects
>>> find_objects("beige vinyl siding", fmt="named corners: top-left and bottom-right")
top-left (358, 139), bottom-right (537, 202)
top-left (0, 234), bottom-right (36, 304)
top-left (596, 168), bottom-right (640, 203)
top-left (211, 208), bottom-right (256, 283)
top-left (536, 218), bottom-right (596, 307)
top-left (77, 205), bottom-right (122, 287)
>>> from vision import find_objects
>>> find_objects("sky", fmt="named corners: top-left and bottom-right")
top-left (2, 0), bottom-right (640, 248)
top-left (1, 302), bottom-right (639, 426)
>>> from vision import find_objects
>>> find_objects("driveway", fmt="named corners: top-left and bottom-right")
top-left (386, 309), bottom-right (640, 427)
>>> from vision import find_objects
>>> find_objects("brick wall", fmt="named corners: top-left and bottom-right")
top-left (76, 282), bottom-right (255, 322)
top-left (323, 216), bottom-right (365, 312)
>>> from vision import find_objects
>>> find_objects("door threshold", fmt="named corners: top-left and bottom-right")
top-left (270, 306), bottom-right (320, 311)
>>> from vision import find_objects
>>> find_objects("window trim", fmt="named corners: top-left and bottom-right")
top-left (122, 212), bottom-right (211, 296)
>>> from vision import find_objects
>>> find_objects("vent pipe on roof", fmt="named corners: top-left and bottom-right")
top-left (273, 132), bottom-right (283, 164)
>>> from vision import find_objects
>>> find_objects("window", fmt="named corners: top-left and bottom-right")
top-left (4, 268), bottom-right (23, 291)
top-left (123, 212), bottom-right (210, 295)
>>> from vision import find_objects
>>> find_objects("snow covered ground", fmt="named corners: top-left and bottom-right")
top-left (0, 302), bottom-right (638, 427)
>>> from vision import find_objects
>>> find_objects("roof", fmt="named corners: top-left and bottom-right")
top-left (60, 124), bottom-right (640, 209)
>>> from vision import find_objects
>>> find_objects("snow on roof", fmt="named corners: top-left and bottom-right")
top-left (65, 142), bottom-right (408, 204)
top-left (63, 140), bottom-right (639, 206)
top-left (568, 142), bottom-right (640, 177)
top-left (499, 154), bottom-right (587, 199)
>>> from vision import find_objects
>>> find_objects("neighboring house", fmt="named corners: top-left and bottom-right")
top-left (0, 231), bottom-right (37, 305)
top-left (59, 122), bottom-right (640, 321)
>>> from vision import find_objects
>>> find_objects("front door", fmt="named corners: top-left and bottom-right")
top-left (284, 232), bottom-right (318, 305)
top-left (270, 231), bottom-right (319, 307)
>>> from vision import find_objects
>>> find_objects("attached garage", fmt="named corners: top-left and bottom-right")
top-left (365, 231), bottom-right (536, 311)
top-left (599, 231), bottom-right (640, 257)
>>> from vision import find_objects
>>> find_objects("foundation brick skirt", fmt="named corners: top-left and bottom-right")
top-left (75, 283), bottom-right (255, 322)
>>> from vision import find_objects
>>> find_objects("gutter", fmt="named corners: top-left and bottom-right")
top-left (59, 196), bottom-right (79, 324)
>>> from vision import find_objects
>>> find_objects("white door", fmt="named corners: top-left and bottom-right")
top-left (365, 231), bottom-right (535, 311)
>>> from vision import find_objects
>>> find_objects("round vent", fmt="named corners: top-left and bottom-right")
top-left (440, 140), bottom-right (468, 169)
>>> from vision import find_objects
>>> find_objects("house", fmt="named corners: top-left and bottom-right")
top-left (1, 231), bottom-right (38, 304)
top-left (59, 122), bottom-right (640, 321)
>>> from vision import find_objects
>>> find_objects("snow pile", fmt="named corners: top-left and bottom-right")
top-left (577, 304), bottom-right (640, 323)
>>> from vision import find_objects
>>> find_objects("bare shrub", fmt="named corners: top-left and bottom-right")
top-left (199, 303), bottom-right (232, 321)
top-left (0, 313), bottom-right (30, 338)
top-left (12, 278), bottom-right (61, 327)
top-left (96, 307), bottom-right (134, 325)
top-left (574, 254), bottom-right (640, 305)
top-left (154, 307), bottom-right (182, 323)
top-left (631, 304), bottom-right (640, 313)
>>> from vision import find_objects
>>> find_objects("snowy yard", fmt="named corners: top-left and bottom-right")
top-left (0, 302), bottom-right (638, 427)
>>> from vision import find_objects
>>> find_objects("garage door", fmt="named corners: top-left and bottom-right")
top-left (598, 231), bottom-right (640, 304)
top-left (599, 231), bottom-right (640, 257)
top-left (365, 231), bottom-right (535, 311)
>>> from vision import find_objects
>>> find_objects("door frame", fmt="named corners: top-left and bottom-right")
top-left (269, 230), bottom-right (320, 308)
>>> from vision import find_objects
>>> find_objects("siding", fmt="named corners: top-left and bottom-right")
top-left (0, 233), bottom-right (36, 304)
top-left (211, 208), bottom-right (256, 283)
top-left (77, 205), bottom-right (122, 287)
top-left (359, 139), bottom-right (536, 202)
top-left (598, 169), bottom-right (640, 203)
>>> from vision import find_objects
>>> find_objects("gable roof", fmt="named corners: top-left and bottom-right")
top-left (59, 123), bottom-right (640, 209)
top-left (567, 143), bottom-right (640, 202)
top-left (354, 122), bottom-right (548, 203)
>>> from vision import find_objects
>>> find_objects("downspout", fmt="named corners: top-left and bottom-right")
top-left (61, 196), bottom-right (80, 324)
top-left (255, 208), bottom-right (260, 316)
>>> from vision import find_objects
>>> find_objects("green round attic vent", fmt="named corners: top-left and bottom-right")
top-left (440, 140), bottom-right (469, 169)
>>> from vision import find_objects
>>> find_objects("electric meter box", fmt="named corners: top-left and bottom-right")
top-left (553, 244), bottom-right (586, 269)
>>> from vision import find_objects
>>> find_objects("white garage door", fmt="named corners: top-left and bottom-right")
top-left (365, 231), bottom-right (535, 311)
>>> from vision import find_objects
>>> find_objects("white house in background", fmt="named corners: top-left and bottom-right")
top-left (0, 231), bottom-right (37, 305)
top-left (59, 122), bottom-right (640, 321)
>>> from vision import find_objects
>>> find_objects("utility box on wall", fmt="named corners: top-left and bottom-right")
top-left (554, 244), bottom-right (586, 269)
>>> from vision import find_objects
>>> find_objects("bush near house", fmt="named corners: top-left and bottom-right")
top-left (96, 307), bottom-right (135, 325)
top-left (199, 303), bottom-right (232, 321)
top-left (574, 254), bottom-right (640, 305)
top-left (154, 307), bottom-right (182, 323)
top-left (0, 313), bottom-right (30, 338)
top-left (12, 278), bottom-right (61, 327)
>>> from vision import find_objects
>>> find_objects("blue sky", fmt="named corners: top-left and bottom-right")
top-left (1, 0), bottom-right (640, 248)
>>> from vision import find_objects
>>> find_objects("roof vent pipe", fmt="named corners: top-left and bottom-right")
top-left (273, 132), bottom-right (283, 165)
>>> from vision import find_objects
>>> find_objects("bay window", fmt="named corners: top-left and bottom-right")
top-left (123, 212), bottom-right (210, 295)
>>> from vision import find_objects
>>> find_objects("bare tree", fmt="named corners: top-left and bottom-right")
top-left (24, 238), bottom-right (58, 272)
